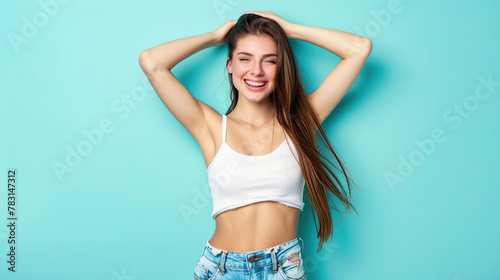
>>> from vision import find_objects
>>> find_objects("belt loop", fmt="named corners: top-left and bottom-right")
top-left (218, 251), bottom-right (228, 274)
top-left (271, 247), bottom-right (278, 273)
top-left (297, 237), bottom-right (304, 253)
top-left (206, 241), bottom-right (223, 256)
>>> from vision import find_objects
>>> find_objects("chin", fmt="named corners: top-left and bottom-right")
top-left (239, 90), bottom-right (273, 102)
top-left (236, 86), bottom-right (275, 102)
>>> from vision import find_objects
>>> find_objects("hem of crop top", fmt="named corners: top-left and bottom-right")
top-left (206, 135), bottom-right (289, 172)
top-left (212, 198), bottom-right (304, 219)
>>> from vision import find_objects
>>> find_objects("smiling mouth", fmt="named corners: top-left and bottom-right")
top-left (244, 80), bottom-right (267, 87)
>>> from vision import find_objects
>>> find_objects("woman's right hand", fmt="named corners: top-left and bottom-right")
top-left (212, 20), bottom-right (237, 45)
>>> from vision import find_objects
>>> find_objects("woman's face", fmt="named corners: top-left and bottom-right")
top-left (227, 34), bottom-right (278, 103)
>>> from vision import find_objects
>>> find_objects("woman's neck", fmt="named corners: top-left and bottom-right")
top-left (229, 97), bottom-right (276, 127)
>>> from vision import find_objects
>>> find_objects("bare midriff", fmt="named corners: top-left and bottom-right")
top-left (209, 201), bottom-right (300, 252)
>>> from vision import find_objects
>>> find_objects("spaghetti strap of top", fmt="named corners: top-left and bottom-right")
top-left (222, 114), bottom-right (227, 144)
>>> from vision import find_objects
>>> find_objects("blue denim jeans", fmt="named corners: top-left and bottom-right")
top-left (193, 236), bottom-right (305, 280)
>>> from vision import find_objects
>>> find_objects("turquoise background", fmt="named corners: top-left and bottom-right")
top-left (1, 0), bottom-right (499, 279)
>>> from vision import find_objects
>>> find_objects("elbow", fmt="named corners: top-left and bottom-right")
top-left (139, 50), bottom-right (156, 72)
top-left (358, 37), bottom-right (372, 58)
top-left (345, 36), bottom-right (372, 60)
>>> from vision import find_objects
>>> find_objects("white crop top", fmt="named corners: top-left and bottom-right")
top-left (207, 114), bottom-right (306, 219)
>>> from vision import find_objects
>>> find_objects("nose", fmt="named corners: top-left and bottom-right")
top-left (250, 61), bottom-right (264, 76)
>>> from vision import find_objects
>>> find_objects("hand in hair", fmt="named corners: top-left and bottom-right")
top-left (243, 11), bottom-right (295, 38)
top-left (212, 20), bottom-right (237, 45)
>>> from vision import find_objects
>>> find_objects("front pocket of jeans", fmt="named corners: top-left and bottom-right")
top-left (194, 255), bottom-right (220, 280)
top-left (278, 252), bottom-right (306, 280)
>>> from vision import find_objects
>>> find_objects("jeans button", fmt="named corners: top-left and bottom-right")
top-left (249, 256), bottom-right (255, 263)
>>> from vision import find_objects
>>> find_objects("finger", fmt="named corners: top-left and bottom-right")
top-left (245, 11), bottom-right (266, 16)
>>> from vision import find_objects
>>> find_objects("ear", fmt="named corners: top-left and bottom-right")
top-left (227, 57), bottom-right (232, 74)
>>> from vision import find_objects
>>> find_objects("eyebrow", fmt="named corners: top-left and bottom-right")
top-left (236, 52), bottom-right (277, 57)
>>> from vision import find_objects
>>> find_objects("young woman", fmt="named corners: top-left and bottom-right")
top-left (139, 11), bottom-right (371, 280)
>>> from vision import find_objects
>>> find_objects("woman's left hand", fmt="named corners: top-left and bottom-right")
top-left (243, 11), bottom-right (295, 38)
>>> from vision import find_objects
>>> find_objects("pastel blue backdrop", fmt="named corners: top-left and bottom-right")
top-left (1, 0), bottom-right (499, 279)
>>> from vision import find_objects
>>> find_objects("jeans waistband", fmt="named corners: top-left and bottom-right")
top-left (206, 236), bottom-right (303, 256)
top-left (203, 236), bottom-right (304, 274)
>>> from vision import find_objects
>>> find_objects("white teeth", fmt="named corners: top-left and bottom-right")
top-left (245, 80), bottom-right (266, 87)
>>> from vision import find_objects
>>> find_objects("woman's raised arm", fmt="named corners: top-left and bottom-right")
top-left (138, 20), bottom-right (236, 141)
top-left (245, 11), bottom-right (372, 124)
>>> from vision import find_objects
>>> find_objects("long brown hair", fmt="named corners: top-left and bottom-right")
top-left (225, 14), bottom-right (360, 253)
